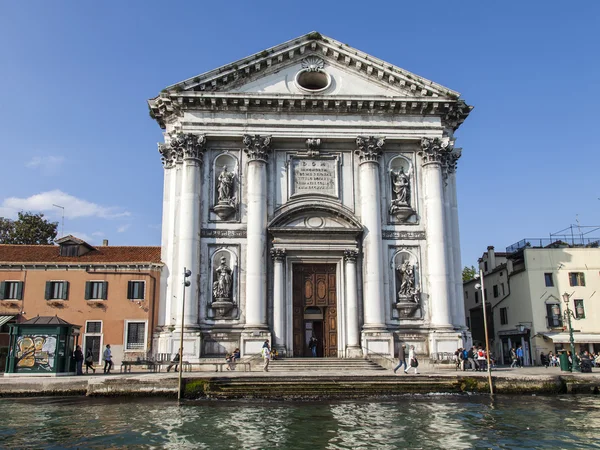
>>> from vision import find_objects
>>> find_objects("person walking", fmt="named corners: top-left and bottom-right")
top-left (516, 345), bottom-right (524, 368)
top-left (393, 344), bottom-right (408, 374)
top-left (309, 335), bottom-right (318, 357)
top-left (262, 340), bottom-right (271, 372)
top-left (103, 344), bottom-right (113, 374)
top-left (167, 351), bottom-right (180, 372)
top-left (406, 345), bottom-right (419, 374)
top-left (85, 348), bottom-right (96, 374)
top-left (467, 346), bottom-right (477, 371)
top-left (510, 347), bottom-right (518, 368)
top-left (74, 345), bottom-right (84, 375)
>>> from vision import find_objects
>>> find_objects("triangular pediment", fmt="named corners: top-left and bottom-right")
top-left (161, 32), bottom-right (460, 100)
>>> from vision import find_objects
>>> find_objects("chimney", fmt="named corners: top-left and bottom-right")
top-left (102, 239), bottom-right (109, 246)
top-left (487, 246), bottom-right (496, 270)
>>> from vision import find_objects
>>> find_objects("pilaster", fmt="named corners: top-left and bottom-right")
top-left (344, 250), bottom-right (362, 357)
top-left (271, 248), bottom-right (286, 352)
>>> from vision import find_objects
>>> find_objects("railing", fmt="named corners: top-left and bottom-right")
top-left (363, 345), bottom-right (397, 369)
top-left (506, 237), bottom-right (600, 254)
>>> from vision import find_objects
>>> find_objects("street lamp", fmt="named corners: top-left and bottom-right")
top-left (178, 268), bottom-right (192, 402)
top-left (474, 270), bottom-right (493, 395)
top-left (562, 292), bottom-right (580, 373)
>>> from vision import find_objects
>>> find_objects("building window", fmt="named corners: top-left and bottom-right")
top-left (475, 291), bottom-right (479, 304)
top-left (500, 307), bottom-right (508, 325)
top-left (493, 285), bottom-right (499, 298)
top-left (127, 281), bottom-right (145, 300)
top-left (125, 321), bottom-right (146, 350)
top-left (465, 291), bottom-right (468, 299)
top-left (86, 321), bottom-right (102, 333)
top-left (574, 299), bottom-right (585, 319)
top-left (544, 273), bottom-right (554, 287)
top-left (85, 281), bottom-right (107, 300)
top-left (569, 272), bottom-right (585, 286)
top-left (546, 303), bottom-right (563, 328)
top-left (45, 281), bottom-right (69, 300)
top-left (84, 321), bottom-right (103, 364)
top-left (484, 262), bottom-right (488, 272)
top-left (466, 317), bottom-right (470, 329)
top-left (501, 283), bottom-right (505, 296)
top-left (0, 281), bottom-right (23, 300)
top-left (484, 288), bottom-right (488, 300)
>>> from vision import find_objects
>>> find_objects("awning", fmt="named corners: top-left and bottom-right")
top-left (0, 315), bottom-right (15, 327)
top-left (541, 332), bottom-right (600, 344)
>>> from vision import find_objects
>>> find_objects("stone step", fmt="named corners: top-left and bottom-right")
top-left (267, 358), bottom-right (386, 371)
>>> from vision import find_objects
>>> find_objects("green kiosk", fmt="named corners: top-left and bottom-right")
top-left (4, 316), bottom-right (81, 376)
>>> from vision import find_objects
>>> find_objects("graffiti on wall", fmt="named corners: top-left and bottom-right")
top-left (16, 335), bottom-right (56, 371)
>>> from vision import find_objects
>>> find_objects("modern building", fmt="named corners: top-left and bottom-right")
top-left (464, 230), bottom-right (600, 365)
top-left (0, 236), bottom-right (162, 368)
top-left (148, 32), bottom-right (473, 360)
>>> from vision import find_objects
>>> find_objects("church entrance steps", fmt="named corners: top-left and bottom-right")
top-left (267, 357), bottom-right (386, 372)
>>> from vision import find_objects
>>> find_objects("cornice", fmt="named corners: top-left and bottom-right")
top-left (0, 263), bottom-right (163, 271)
top-left (150, 93), bottom-right (471, 130)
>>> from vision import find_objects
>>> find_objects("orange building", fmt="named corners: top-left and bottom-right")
top-left (0, 236), bottom-right (162, 369)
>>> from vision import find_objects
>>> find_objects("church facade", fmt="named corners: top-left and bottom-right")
top-left (148, 32), bottom-right (472, 360)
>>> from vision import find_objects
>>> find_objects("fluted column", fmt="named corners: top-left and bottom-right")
top-left (447, 150), bottom-right (466, 327)
top-left (271, 248), bottom-right (286, 348)
top-left (172, 134), bottom-right (206, 327)
top-left (355, 136), bottom-right (386, 329)
top-left (441, 157), bottom-right (456, 325)
top-left (243, 135), bottom-right (271, 328)
top-left (344, 250), bottom-right (360, 351)
top-left (419, 137), bottom-right (453, 328)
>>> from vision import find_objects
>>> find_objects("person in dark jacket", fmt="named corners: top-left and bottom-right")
top-left (84, 348), bottom-right (96, 374)
top-left (393, 344), bottom-right (408, 374)
top-left (74, 345), bottom-right (84, 375)
top-left (167, 351), bottom-right (181, 373)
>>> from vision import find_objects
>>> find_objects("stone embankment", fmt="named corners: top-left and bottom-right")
top-left (1, 370), bottom-right (599, 399)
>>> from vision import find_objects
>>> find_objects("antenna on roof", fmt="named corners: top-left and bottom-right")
top-left (52, 204), bottom-right (65, 237)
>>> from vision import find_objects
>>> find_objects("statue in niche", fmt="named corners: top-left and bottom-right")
top-left (212, 256), bottom-right (232, 300)
top-left (389, 167), bottom-right (415, 221)
top-left (213, 165), bottom-right (237, 220)
top-left (396, 259), bottom-right (420, 304)
top-left (217, 166), bottom-right (235, 204)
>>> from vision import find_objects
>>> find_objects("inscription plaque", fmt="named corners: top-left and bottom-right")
top-left (290, 157), bottom-right (338, 197)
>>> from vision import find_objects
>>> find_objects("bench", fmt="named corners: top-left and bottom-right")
top-left (182, 360), bottom-right (252, 372)
top-left (120, 360), bottom-right (158, 373)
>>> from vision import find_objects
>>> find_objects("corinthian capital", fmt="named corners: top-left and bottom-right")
top-left (355, 136), bottom-right (385, 163)
top-left (158, 143), bottom-right (174, 169)
top-left (243, 134), bottom-right (272, 162)
top-left (419, 137), bottom-right (454, 165)
top-left (169, 133), bottom-right (207, 163)
top-left (344, 250), bottom-right (359, 262)
top-left (270, 248), bottom-right (286, 261)
top-left (444, 148), bottom-right (462, 176)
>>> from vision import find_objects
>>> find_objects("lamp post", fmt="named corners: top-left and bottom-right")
top-left (475, 270), bottom-right (494, 395)
top-left (178, 268), bottom-right (192, 402)
top-left (562, 292), bottom-right (580, 373)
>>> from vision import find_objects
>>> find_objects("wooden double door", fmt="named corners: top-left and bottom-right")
top-left (292, 264), bottom-right (337, 357)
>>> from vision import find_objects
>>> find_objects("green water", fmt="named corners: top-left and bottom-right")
top-left (0, 395), bottom-right (598, 449)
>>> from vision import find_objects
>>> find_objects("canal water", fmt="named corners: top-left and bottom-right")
top-left (0, 394), bottom-right (598, 449)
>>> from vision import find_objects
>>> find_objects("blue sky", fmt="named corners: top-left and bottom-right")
top-left (1, 1), bottom-right (599, 267)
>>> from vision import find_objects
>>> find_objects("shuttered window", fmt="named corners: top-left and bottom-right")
top-left (126, 322), bottom-right (146, 350)
top-left (0, 281), bottom-right (23, 300)
top-left (45, 281), bottom-right (69, 300)
top-left (127, 281), bottom-right (145, 300)
top-left (85, 281), bottom-right (108, 300)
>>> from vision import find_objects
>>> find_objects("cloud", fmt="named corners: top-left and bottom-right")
top-left (25, 156), bottom-right (65, 175)
top-left (117, 224), bottom-right (131, 233)
top-left (1, 190), bottom-right (131, 220)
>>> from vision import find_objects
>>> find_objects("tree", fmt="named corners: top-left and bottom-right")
top-left (462, 265), bottom-right (477, 282)
top-left (0, 212), bottom-right (58, 244)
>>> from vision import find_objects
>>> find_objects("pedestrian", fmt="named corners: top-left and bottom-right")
top-left (467, 346), bottom-right (477, 371)
top-left (74, 345), bottom-right (84, 375)
top-left (540, 352), bottom-right (549, 368)
top-left (516, 345), bottom-right (524, 367)
top-left (393, 344), bottom-right (408, 374)
top-left (309, 335), bottom-right (318, 357)
top-left (167, 351), bottom-right (180, 372)
top-left (476, 347), bottom-right (487, 371)
top-left (85, 348), bottom-right (96, 374)
top-left (103, 344), bottom-right (113, 374)
top-left (406, 345), bottom-right (419, 374)
top-left (262, 340), bottom-right (271, 372)
top-left (510, 347), bottom-right (518, 368)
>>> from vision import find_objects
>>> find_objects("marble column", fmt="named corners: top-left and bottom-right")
top-left (442, 160), bottom-right (456, 326)
top-left (157, 143), bottom-right (175, 327)
top-left (419, 137), bottom-right (453, 328)
top-left (172, 133), bottom-right (206, 327)
top-left (447, 149), bottom-right (466, 327)
top-left (344, 250), bottom-right (361, 354)
top-left (355, 136), bottom-right (386, 329)
top-left (243, 134), bottom-right (271, 328)
top-left (271, 248), bottom-right (286, 349)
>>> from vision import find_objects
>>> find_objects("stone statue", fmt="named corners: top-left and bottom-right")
top-left (217, 166), bottom-right (235, 203)
top-left (212, 256), bottom-right (232, 299)
top-left (398, 260), bottom-right (414, 297)
top-left (389, 167), bottom-right (411, 215)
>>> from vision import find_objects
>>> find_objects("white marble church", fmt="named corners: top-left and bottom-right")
top-left (148, 32), bottom-right (472, 360)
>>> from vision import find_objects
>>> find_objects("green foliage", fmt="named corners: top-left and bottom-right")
top-left (0, 211), bottom-right (58, 245)
top-left (462, 265), bottom-right (477, 282)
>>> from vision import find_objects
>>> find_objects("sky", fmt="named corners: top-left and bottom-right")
top-left (0, 1), bottom-right (599, 267)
